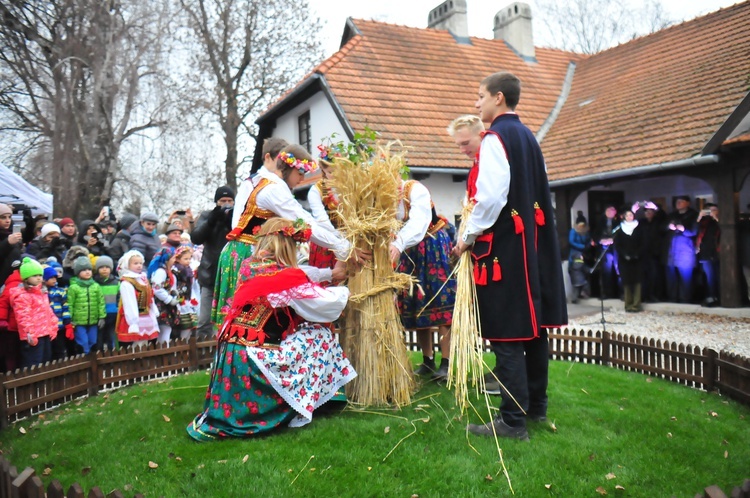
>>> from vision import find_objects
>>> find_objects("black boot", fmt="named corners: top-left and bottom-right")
top-left (431, 358), bottom-right (449, 381)
top-left (414, 355), bottom-right (436, 375)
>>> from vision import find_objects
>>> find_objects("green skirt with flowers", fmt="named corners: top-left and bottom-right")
top-left (210, 240), bottom-right (253, 326)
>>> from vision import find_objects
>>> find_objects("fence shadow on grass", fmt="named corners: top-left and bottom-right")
top-left (0, 330), bottom-right (748, 497)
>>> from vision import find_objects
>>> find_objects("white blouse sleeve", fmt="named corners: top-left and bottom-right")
top-left (299, 264), bottom-right (334, 283)
top-left (393, 182), bottom-right (431, 252)
top-left (151, 268), bottom-right (172, 304)
top-left (307, 184), bottom-right (337, 233)
top-left (119, 281), bottom-right (141, 333)
top-left (289, 286), bottom-right (349, 323)
top-left (462, 134), bottom-right (510, 245)
top-left (257, 182), bottom-right (351, 259)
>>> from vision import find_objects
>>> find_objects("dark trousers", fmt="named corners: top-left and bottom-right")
top-left (699, 259), bottom-right (719, 301)
top-left (51, 330), bottom-right (68, 361)
top-left (665, 264), bottom-right (694, 303)
top-left (490, 329), bottom-right (549, 428)
top-left (599, 248), bottom-right (620, 298)
top-left (97, 314), bottom-right (117, 351)
top-left (642, 255), bottom-right (663, 301)
top-left (20, 336), bottom-right (52, 369)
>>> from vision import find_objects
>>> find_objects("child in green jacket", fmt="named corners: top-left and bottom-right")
top-left (67, 256), bottom-right (106, 354)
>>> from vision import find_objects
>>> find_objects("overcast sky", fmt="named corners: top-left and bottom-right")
top-left (308, 0), bottom-right (742, 56)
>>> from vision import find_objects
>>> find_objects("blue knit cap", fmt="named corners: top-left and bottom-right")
top-left (43, 266), bottom-right (58, 281)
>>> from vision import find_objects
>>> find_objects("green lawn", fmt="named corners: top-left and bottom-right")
top-left (1, 357), bottom-right (748, 497)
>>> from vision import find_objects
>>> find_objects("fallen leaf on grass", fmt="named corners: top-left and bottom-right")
top-left (615, 485), bottom-right (625, 491)
top-left (368, 467), bottom-right (372, 471)
top-left (217, 460), bottom-right (227, 464)
top-left (667, 433), bottom-right (673, 438)
top-left (589, 453), bottom-right (596, 461)
top-left (384, 426), bottom-right (390, 434)
top-left (42, 467), bottom-right (52, 476)
top-left (709, 411), bottom-right (718, 417)
top-left (148, 461), bottom-right (158, 469)
top-left (124, 484), bottom-right (133, 491)
top-left (411, 495), bottom-right (419, 498)
top-left (670, 416), bottom-right (677, 421)
top-left (595, 486), bottom-right (607, 495)
top-left (242, 455), bottom-right (249, 463)
top-left (581, 389), bottom-right (589, 395)
top-left (309, 468), bottom-right (316, 472)
top-left (119, 400), bottom-right (124, 405)
top-left (81, 467), bottom-right (92, 476)
top-left (485, 474), bottom-right (493, 481)
top-left (134, 409), bottom-right (140, 415)
top-left (18, 427), bottom-right (26, 434)
top-left (31, 454), bottom-right (38, 459)
top-left (724, 451), bottom-right (728, 458)
top-left (645, 378), bottom-right (652, 383)
top-left (176, 457), bottom-right (182, 462)
top-left (550, 422), bottom-right (557, 432)
top-left (288, 469), bottom-right (293, 473)
top-left (545, 484), bottom-right (552, 489)
top-left (605, 473), bottom-right (616, 480)
top-left (162, 414), bottom-right (171, 422)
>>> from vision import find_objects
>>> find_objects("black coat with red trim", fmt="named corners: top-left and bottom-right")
top-left (471, 114), bottom-right (567, 341)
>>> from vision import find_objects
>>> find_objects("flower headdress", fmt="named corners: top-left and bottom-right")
top-left (277, 151), bottom-right (318, 174)
top-left (252, 218), bottom-right (312, 243)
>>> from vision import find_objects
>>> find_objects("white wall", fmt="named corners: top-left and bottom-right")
top-left (417, 173), bottom-right (467, 223)
top-left (272, 91), bottom-right (347, 151)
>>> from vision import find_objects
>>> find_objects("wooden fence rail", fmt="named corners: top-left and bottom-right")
top-left (0, 329), bottom-right (748, 498)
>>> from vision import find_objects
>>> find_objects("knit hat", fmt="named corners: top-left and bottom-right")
top-left (117, 249), bottom-right (144, 274)
top-left (214, 185), bottom-right (235, 202)
top-left (20, 257), bottom-right (43, 280)
top-left (47, 260), bottom-right (63, 277)
top-left (119, 213), bottom-right (138, 231)
top-left (43, 266), bottom-right (58, 281)
top-left (95, 255), bottom-right (114, 271)
top-left (0, 204), bottom-right (12, 217)
top-left (140, 212), bottom-right (159, 223)
top-left (59, 217), bottom-right (75, 227)
top-left (165, 223), bottom-right (183, 234)
top-left (73, 256), bottom-right (93, 275)
top-left (40, 223), bottom-right (61, 238)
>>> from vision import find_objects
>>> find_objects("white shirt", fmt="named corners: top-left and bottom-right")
top-left (239, 168), bottom-right (351, 259)
top-left (287, 286), bottom-right (349, 323)
top-left (461, 134), bottom-right (511, 245)
top-left (231, 169), bottom-right (259, 229)
top-left (393, 181), bottom-right (432, 252)
top-left (119, 271), bottom-right (159, 334)
top-left (307, 182), bottom-right (338, 234)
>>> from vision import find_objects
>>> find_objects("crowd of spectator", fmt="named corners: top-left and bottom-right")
top-left (0, 188), bottom-right (235, 371)
top-left (567, 195), bottom-right (748, 311)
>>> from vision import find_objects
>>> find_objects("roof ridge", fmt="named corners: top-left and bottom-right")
top-left (315, 34), bottom-right (363, 75)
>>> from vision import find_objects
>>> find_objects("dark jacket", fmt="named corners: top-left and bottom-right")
top-left (696, 216), bottom-right (720, 261)
top-left (665, 208), bottom-right (698, 268)
top-left (26, 236), bottom-right (66, 266)
top-left (73, 219), bottom-right (110, 257)
top-left (129, 222), bottom-right (161, 265)
top-left (191, 206), bottom-right (232, 288)
top-left (108, 214), bottom-right (138, 264)
top-left (0, 211), bottom-right (35, 287)
top-left (614, 222), bottom-right (645, 286)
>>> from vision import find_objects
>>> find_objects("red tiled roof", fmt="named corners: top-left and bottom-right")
top-left (541, 2), bottom-right (750, 181)
top-left (315, 20), bottom-right (580, 169)
top-left (724, 132), bottom-right (750, 146)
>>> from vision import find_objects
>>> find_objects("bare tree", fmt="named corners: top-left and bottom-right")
top-left (536, 0), bottom-right (674, 54)
top-left (0, 0), bottom-right (169, 217)
top-left (179, 0), bottom-right (324, 191)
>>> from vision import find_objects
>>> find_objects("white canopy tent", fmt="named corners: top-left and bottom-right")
top-left (0, 165), bottom-right (53, 215)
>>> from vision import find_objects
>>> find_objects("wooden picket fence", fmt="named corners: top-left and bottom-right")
top-left (0, 329), bottom-right (748, 498)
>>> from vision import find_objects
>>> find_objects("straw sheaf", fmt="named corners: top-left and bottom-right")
top-left (332, 143), bottom-right (416, 406)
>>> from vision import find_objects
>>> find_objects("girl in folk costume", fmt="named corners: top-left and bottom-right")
top-left (116, 250), bottom-right (159, 348)
top-left (187, 218), bottom-right (356, 441)
top-left (306, 145), bottom-right (343, 278)
top-left (148, 246), bottom-right (180, 346)
top-left (391, 180), bottom-right (456, 380)
top-left (173, 245), bottom-right (200, 340)
top-left (211, 143), bottom-right (365, 326)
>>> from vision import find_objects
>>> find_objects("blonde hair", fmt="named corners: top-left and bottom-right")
top-left (447, 115), bottom-right (484, 136)
top-left (252, 218), bottom-right (300, 267)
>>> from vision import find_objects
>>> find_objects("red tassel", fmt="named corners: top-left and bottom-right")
top-left (492, 258), bottom-right (501, 281)
top-left (226, 227), bottom-right (242, 241)
top-left (477, 263), bottom-right (488, 285)
top-left (473, 262), bottom-right (480, 282)
top-left (512, 210), bottom-right (524, 234)
top-left (534, 203), bottom-right (545, 226)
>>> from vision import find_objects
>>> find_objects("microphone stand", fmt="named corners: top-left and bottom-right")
top-left (584, 242), bottom-right (624, 333)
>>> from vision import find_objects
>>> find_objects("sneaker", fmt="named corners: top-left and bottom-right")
top-left (482, 372), bottom-right (503, 395)
top-left (431, 360), bottom-right (449, 381)
top-left (467, 418), bottom-right (529, 441)
top-left (414, 359), bottom-right (436, 376)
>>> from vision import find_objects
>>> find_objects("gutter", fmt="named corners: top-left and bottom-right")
top-left (548, 154), bottom-right (720, 188)
top-left (408, 167), bottom-right (470, 175)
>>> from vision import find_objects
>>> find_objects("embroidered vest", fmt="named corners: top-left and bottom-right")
top-left (226, 177), bottom-right (276, 244)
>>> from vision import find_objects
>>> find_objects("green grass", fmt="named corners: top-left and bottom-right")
top-left (1, 356), bottom-right (748, 497)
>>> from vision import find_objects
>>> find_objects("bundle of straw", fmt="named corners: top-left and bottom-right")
top-left (332, 144), bottom-right (415, 406)
top-left (447, 202), bottom-right (487, 413)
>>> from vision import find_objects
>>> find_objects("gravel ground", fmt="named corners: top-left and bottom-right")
top-left (567, 305), bottom-right (750, 358)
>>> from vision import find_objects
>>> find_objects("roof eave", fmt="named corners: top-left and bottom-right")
top-left (703, 90), bottom-right (750, 155)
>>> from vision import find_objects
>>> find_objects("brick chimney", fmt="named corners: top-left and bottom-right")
top-left (493, 2), bottom-right (535, 61)
top-left (427, 0), bottom-right (468, 38)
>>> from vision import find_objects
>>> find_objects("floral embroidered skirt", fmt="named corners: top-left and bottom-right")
top-left (187, 324), bottom-right (356, 442)
top-left (211, 240), bottom-right (253, 326)
top-left (397, 228), bottom-right (456, 329)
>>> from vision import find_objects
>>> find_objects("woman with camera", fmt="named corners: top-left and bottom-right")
top-left (73, 219), bottom-right (111, 258)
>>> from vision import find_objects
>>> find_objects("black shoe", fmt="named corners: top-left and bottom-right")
top-left (431, 359), bottom-right (449, 381)
top-left (414, 358), bottom-right (436, 376)
top-left (482, 372), bottom-right (502, 395)
top-left (467, 418), bottom-right (529, 441)
top-left (527, 413), bottom-right (547, 423)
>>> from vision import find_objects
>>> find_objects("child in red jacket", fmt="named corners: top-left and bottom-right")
top-left (0, 264), bottom-right (22, 372)
top-left (8, 258), bottom-right (58, 368)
